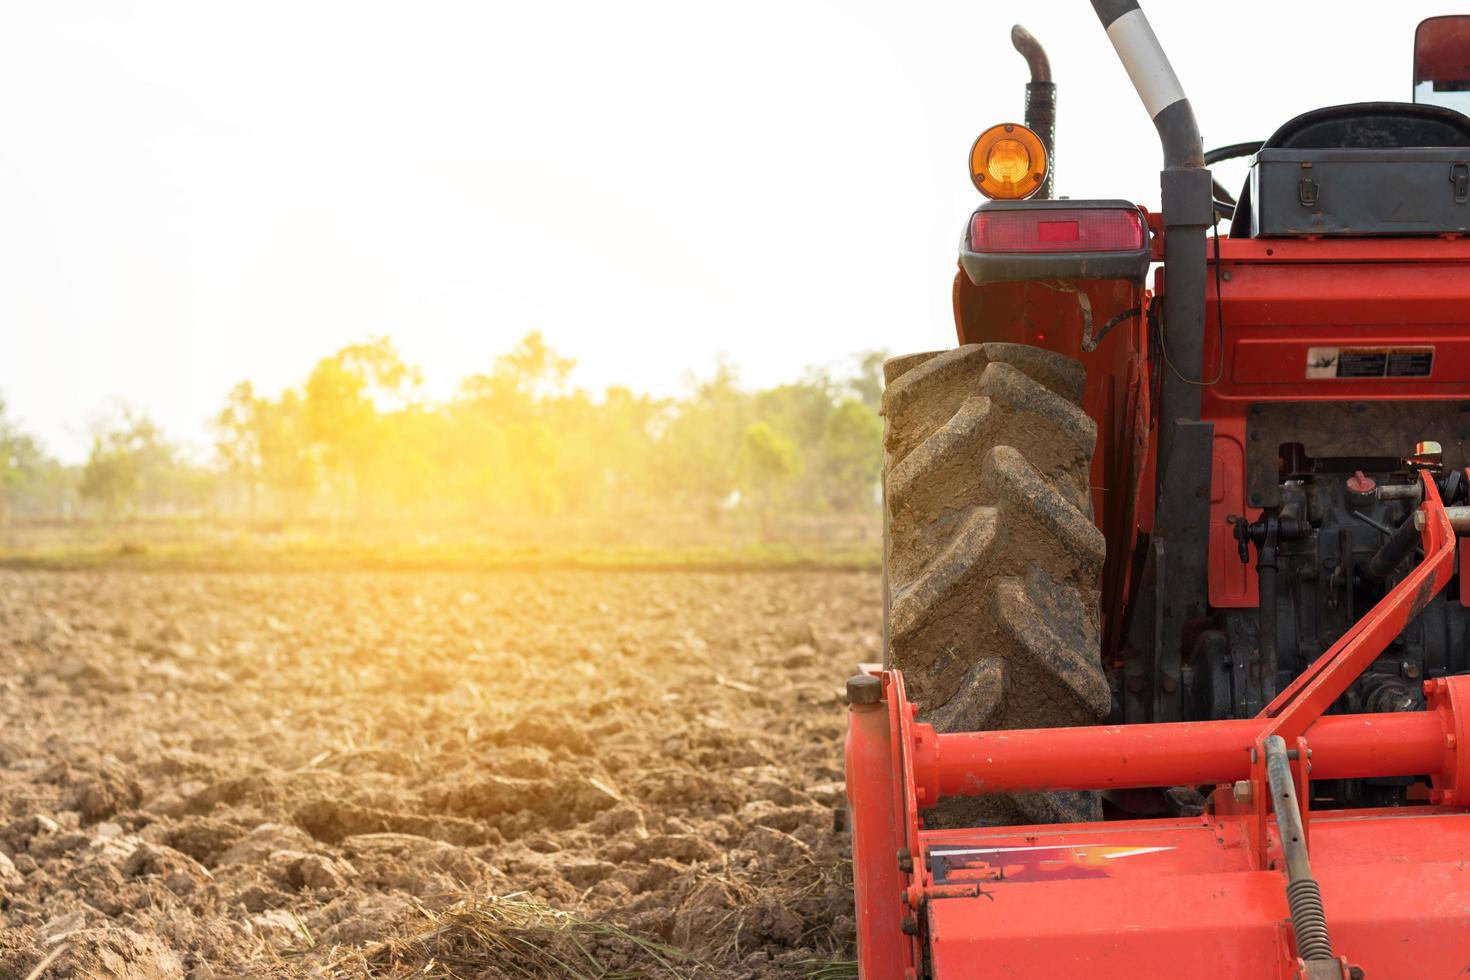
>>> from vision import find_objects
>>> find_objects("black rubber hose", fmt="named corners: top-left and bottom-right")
top-left (1258, 558), bottom-right (1278, 702)
top-left (1366, 512), bottom-right (1420, 582)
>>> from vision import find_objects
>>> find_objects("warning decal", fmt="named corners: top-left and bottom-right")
top-left (1306, 346), bottom-right (1434, 380)
top-left (928, 843), bottom-right (1176, 885)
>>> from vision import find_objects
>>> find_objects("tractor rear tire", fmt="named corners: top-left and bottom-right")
top-left (882, 343), bottom-right (1109, 825)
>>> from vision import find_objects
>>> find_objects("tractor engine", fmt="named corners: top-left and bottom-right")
top-left (1190, 455), bottom-right (1470, 806)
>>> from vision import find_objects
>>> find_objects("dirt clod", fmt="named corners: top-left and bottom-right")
top-left (0, 568), bottom-right (870, 977)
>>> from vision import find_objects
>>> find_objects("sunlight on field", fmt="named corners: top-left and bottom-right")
top-left (2, 333), bottom-right (883, 572)
top-left (0, 334), bottom-right (882, 979)
top-left (0, 567), bottom-right (874, 977)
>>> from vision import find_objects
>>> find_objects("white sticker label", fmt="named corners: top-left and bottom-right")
top-left (1306, 346), bottom-right (1434, 379)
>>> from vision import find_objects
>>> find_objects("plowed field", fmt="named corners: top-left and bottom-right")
top-left (0, 569), bottom-right (877, 978)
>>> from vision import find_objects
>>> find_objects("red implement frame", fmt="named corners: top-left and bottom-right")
top-left (847, 471), bottom-right (1467, 978)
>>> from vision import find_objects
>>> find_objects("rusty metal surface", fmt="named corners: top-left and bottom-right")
top-left (1244, 400), bottom-right (1470, 507)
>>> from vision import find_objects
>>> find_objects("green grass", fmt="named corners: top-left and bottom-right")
top-left (801, 962), bottom-right (858, 980)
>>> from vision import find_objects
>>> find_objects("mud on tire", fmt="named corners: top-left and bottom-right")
top-left (882, 343), bottom-right (1108, 825)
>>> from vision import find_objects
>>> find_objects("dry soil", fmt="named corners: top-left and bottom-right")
top-left (0, 568), bottom-right (877, 978)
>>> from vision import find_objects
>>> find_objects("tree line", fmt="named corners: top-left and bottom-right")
top-left (0, 333), bottom-right (885, 526)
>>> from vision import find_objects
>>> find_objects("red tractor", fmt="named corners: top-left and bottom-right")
top-left (849, 5), bottom-right (1470, 977)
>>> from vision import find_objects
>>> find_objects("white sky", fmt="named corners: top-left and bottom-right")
top-left (0, 0), bottom-right (1451, 462)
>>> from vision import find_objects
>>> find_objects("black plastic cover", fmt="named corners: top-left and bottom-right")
top-left (958, 199), bottom-right (1151, 285)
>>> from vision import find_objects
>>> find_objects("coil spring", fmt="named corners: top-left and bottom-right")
top-left (1286, 877), bottom-right (1333, 960)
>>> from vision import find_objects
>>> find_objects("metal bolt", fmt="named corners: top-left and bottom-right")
top-left (1161, 674), bottom-right (1179, 693)
top-left (1403, 661), bottom-right (1421, 680)
top-left (1233, 780), bottom-right (1253, 804)
top-left (1448, 734), bottom-right (1457, 750)
top-left (1414, 510), bottom-right (1427, 531)
top-left (897, 848), bottom-right (913, 873)
top-left (900, 915), bottom-right (919, 936)
top-left (1127, 676), bottom-right (1145, 694)
top-left (846, 674), bottom-right (882, 706)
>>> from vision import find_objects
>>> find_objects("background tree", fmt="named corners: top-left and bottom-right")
top-left (822, 398), bottom-right (883, 511)
top-left (80, 429), bottom-right (140, 516)
top-left (737, 421), bottom-right (801, 536)
top-left (848, 350), bottom-right (887, 412)
top-left (214, 381), bottom-right (263, 515)
top-left (654, 360), bottom-right (751, 516)
top-left (79, 409), bottom-right (210, 516)
top-left (0, 397), bottom-right (48, 525)
top-left (303, 336), bottom-right (419, 517)
top-left (5, 332), bottom-right (890, 530)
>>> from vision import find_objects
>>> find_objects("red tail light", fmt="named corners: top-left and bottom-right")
top-left (969, 207), bottom-right (1147, 254)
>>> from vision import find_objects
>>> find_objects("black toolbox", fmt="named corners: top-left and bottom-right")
top-left (1249, 147), bottom-right (1470, 236)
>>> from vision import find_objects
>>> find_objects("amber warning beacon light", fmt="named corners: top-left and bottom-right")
top-left (968, 122), bottom-right (1048, 199)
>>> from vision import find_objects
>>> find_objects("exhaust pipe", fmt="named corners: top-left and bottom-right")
top-left (1011, 25), bottom-right (1055, 199)
top-left (1091, 0), bottom-right (1214, 721)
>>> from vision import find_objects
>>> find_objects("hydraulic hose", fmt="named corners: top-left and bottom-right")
top-left (1258, 553), bottom-right (1278, 702)
top-left (1366, 510), bottom-right (1420, 582)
